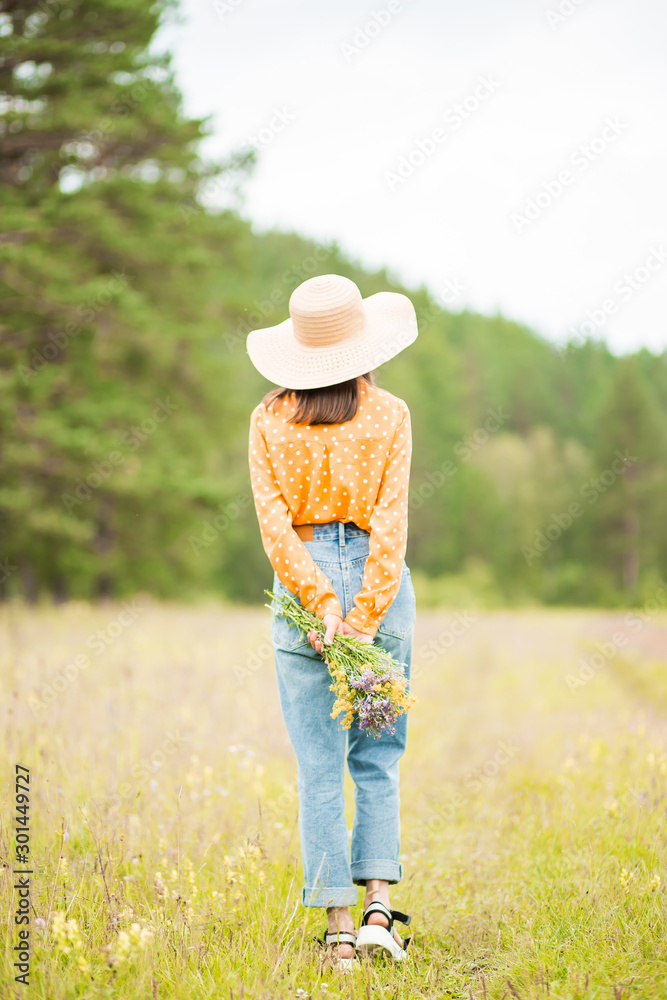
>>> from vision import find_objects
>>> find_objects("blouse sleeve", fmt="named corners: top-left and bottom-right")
top-left (248, 405), bottom-right (344, 621)
top-left (344, 403), bottom-right (412, 637)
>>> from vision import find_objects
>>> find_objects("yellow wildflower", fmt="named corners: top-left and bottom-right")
top-left (619, 867), bottom-right (636, 887)
top-left (105, 922), bottom-right (153, 968)
top-left (52, 912), bottom-right (85, 957)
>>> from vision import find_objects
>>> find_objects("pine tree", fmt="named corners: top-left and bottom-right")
top-left (0, 0), bottom-right (252, 598)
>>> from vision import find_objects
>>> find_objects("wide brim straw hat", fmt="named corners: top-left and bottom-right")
top-left (246, 274), bottom-right (418, 389)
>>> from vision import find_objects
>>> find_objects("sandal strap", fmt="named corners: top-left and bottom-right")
top-left (320, 929), bottom-right (357, 947)
top-left (361, 901), bottom-right (412, 929)
top-left (361, 900), bottom-right (392, 926)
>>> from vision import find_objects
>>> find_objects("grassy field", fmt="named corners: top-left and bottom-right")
top-left (1, 598), bottom-right (667, 999)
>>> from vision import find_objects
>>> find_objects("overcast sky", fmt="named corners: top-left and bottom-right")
top-left (156, 0), bottom-right (667, 355)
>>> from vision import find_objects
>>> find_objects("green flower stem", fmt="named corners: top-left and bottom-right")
top-left (265, 589), bottom-right (398, 678)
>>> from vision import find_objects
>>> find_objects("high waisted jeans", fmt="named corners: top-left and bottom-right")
top-left (271, 520), bottom-right (416, 908)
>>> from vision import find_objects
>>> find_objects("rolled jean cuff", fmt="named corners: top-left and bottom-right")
top-left (351, 859), bottom-right (403, 885)
top-left (302, 884), bottom-right (358, 908)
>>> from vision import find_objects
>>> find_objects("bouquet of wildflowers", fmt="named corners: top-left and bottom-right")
top-left (267, 590), bottom-right (416, 738)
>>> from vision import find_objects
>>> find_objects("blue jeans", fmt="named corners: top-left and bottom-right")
top-left (271, 521), bottom-right (416, 908)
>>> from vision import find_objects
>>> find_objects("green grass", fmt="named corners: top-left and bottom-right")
top-left (1, 601), bottom-right (666, 998)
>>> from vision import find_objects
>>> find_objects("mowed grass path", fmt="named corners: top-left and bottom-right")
top-left (1, 600), bottom-right (667, 999)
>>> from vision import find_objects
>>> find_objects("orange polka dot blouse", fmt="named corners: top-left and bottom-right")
top-left (248, 382), bottom-right (412, 637)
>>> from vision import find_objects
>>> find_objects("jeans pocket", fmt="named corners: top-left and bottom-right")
top-left (376, 565), bottom-right (416, 641)
top-left (271, 576), bottom-right (317, 654)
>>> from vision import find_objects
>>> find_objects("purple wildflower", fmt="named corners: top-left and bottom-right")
top-left (356, 695), bottom-right (400, 738)
top-left (350, 669), bottom-right (377, 693)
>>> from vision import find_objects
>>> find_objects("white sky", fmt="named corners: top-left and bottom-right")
top-left (156, 0), bottom-right (667, 355)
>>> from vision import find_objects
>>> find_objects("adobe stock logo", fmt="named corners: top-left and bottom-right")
top-left (408, 407), bottom-right (509, 511)
top-left (385, 76), bottom-right (501, 191)
top-left (61, 398), bottom-right (178, 512)
top-left (213, 0), bottom-right (244, 17)
top-left (511, 117), bottom-right (628, 233)
top-left (521, 450), bottom-right (637, 565)
top-left (565, 580), bottom-right (667, 693)
top-left (243, 108), bottom-right (296, 150)
top-left (340, 2), bottom-right (404, 62)
top-left (545, 0), bottom-right (589, 29)
top-left (560, 246), bottom-right (667, 359)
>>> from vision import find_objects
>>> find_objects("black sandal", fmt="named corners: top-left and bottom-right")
top-left (315, 928), bottom-right (357, 972)
top-left (355, 901), bottom-right (411, 961)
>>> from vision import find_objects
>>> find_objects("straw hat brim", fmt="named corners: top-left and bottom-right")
top-left (246, 291), bottom-right (418, 389)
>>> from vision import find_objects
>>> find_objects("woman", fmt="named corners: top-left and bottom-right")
top-left (246, 273), bottom-right (418, 971)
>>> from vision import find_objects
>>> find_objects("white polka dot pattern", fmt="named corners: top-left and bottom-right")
top-left (248, 383), bottom-right (412, 636)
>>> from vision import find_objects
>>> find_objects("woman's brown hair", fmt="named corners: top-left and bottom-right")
top-left (263, 373), bottom-right (375, 425)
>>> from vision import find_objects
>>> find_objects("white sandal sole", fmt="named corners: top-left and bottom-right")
top-left (355, 924), bottom-right (408, 961)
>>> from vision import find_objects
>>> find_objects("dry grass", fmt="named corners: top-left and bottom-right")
top-left (1, 599), bottom-right (666, 998)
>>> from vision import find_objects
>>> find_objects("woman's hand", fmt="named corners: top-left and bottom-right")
top-left (307, 614), bottom-right (374, 653)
